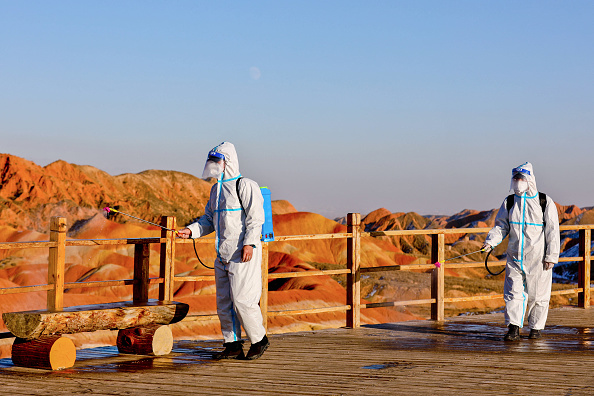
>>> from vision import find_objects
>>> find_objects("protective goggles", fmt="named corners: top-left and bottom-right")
top-left (208, 150), bottom-right (225, 162)
top-left (511, 167), bottom-right (531, 176)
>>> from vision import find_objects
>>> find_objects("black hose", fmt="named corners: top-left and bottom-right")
top-left (484, 249), bottom-right (505, 276)
top-left (193, 238), bottom-right (214, 270)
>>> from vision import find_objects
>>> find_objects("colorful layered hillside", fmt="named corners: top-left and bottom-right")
top-left (0, 153), bottom-right (591, 357)
top-left (0, 153), bottom-right (213, 232)
top-left (0, 214), bottom-right (418, 358)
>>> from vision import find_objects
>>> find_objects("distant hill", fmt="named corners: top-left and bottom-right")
top-left (0, 153), bottom-right (592, 357)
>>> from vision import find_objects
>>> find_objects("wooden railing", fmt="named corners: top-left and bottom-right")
top-left (0, 214), bottom-right (592, 332)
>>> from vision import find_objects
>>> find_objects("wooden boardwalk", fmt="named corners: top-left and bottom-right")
top-left (0, 306), bottom-right (593, 395)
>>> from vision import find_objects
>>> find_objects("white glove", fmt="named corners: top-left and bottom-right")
top-left (177, 228), bottom-right (192, 239)
top-left (482, 243), bottom-right (492, 253)
top-left (544, 262), bottom-right (554, 271)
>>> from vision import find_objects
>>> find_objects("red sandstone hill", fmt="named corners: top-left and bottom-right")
top-left (0, 153), bottom-right (213, 232)
top-left (0, 154), bottom-right (422, 356)
top-left (0, 153), bottom-right (591, 356)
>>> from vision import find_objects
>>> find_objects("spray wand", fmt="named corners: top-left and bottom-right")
top-left (103, 207), bottom-right (178, 234)
top-left (103, 207), bottom-right (214, 270)
top-left (434, 248), bottom-right (487, 268)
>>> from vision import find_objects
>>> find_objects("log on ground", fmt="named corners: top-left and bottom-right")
top-left (12, 335), bottom-right (76, 370)
top-left (3, 299), bottom-right (189, 339)
top-left (117, 324), bottom-right (173, 356)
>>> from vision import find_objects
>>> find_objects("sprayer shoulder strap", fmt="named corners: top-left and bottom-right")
top-left (236, 177), bottom-right (245, 213)
top-left (506, 192), bottom-right (547, 215)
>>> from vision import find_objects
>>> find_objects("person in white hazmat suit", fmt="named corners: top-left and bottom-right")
top-left (483, 162), bottom-right (560, 341)
top-left (177, 142), bottom-right (269, 360)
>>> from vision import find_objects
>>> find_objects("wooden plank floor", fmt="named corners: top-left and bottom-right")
top-left (0, 306), bottom-right (593, 395)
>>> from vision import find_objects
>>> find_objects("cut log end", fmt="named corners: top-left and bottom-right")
top-left (117, 324), bottom-right (173, 356)
top-left (12, 336), bottom-right (76, 370)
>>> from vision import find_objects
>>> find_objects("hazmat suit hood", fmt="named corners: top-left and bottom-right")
top-left (208, 141), bottom-right (241, 180)
top-left (510, 162), bottom-right (538, 197)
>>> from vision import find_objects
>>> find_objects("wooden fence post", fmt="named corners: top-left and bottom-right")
top-left (48, 217), bottom-right (67, 311)
top-left (159, 216), bottom-right (176, 301)
top-left (134, 243), bottom-right (151, 302)
top-left (431, 233), bottom-right (445, 321)
top-left (578, 229), bottom-right (591, 308)
top-left (261, 242), bottom-right (269, 331)
top-left (346, 213), bottom-right (361, 328)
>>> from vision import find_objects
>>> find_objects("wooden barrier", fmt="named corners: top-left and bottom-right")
top-left (0, 213), bottom-right (592, 361)
top-left (2, 216), bottom-right (188, 370)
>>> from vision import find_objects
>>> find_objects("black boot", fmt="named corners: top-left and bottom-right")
top-left (504, 324), bottom-right (520, 341)
top-left (214, 341), bottom-right (245, 360)
top-left (528, 329), bottom-right (542, 339)
top-left (245, 335), bottom-right (270, 360)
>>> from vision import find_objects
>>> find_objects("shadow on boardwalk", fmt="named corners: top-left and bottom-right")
top-left (0, 307), bottom-right (593, 395)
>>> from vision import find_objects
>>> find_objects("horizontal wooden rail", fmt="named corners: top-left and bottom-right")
top-left (360, 258), bottom-right (589, 273)
top-left (550, 288), bottom-right (582, 296)
top-left (182, 314), bottom-right (219, 322)
top-left (361, 299), bottom-right (436, 309)
top-left (0, 284), bottom-right (53, 295)
top-left (560, 225), bottom-right (594, 230)
top-left (175, 238), bottom-right (216, 244)
top-left (558, 257), bottom-right (585, 262)
top-left (361, 264), bottom-right (437, 273)
top-left (268, 305), bottom-right (351, 317)
top-left (0, 241), bottom-right (57, 250)
top-left (366, 224), bottom-right (594, 238)
top-left (63, 278), bottom-right (164, 290)
top-left (174, 276), bottom-right (215, 282)
top-left (64, 279), bottom-right (135, 289)
top-left (274, 233), bottom-right (351, 242)
top-left (444, 294), bottom-right (503, 303)
top-left (268, 269), bottom-right (351, 279)
top-left (0, 237), bottom-right (217, 250)
top-left (0, 278), bottom-right (168, 295)
top-left (66, 238), bottom-right (163, 246)
top-left (367, 227), bottom-right (493, 237)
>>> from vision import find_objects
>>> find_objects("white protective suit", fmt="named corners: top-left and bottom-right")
top-left (485, 162), bottom-right (560, 330)
top-left (187, 142), bottom-right (266, 344)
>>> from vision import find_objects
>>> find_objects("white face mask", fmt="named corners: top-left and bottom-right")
top-left (512, 180), bottom-right (528, 195)
top-left (201, 160), bottom-right (224, 179)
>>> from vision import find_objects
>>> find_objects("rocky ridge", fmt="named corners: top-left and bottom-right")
top-left (0, 153), bottom-right (592, 357)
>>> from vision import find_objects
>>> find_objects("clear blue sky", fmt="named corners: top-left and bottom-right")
top-left (1, 1), bottom-right (593, 218)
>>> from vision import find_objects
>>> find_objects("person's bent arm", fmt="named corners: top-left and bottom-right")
top-left (179, 187), bottom-right (215, 239)
top-left (485, 199), bottom-right (511, 250)
top-left (543, 195), bottom-right (560, 270)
